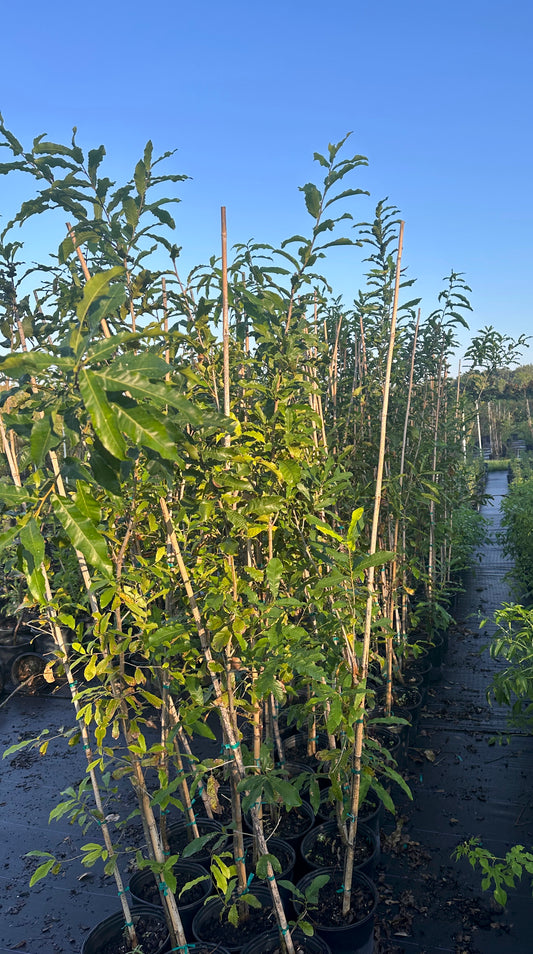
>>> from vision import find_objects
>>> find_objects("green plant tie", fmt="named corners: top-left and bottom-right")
top-left (118, 886), bottom-right (130, 896)
top-left (281, 927), bottom-right (289, 935)
top-left (235, 856), bottom-right (245, 863)
top-left (267, 874), bottom-right (276, 881)
top-left (223, 742), bottom-right (240, 750)
top-left (161, 808), bottom-right (169, 814)
top-left (246, 873), bottom-right (254, 888)
top-left (170, 946), bottom-right (190, 951)
top-left (336, 884), bottom-right (345, 893)
top-left (346, 813), bottom-right (356, 821)
top-left (83, 744), bottom-right (90, 750)
top-left (163, 850), bottom-right (170, 856)
top-left (158, 881), bottom-right (168, 896)
top-left (351, 768), bottom-right (361, 775)
top-left (124, 921), bottom-right (134, 929)
top-left (186, 815), bottom-right (197, 826)
top-left (69, 682), bottom-right (76, 689)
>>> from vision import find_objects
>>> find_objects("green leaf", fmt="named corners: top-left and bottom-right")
top-left (76, 267), bottom-right (124, 323)
top-left (79, 368), bottom-right (127, 461)
top-left (346, 507), bottom-right (364, 550)
top-left (30, 859), bottom-right (57, 887)
top-left (314, 522), bottom-right (343, 543)
top-left (266, 557), bottom-right (283, 598)
top-left (0, 482), bottom-right (31, 507)
top-left (89, 438), bottom-right (122, 495)
top-left (0, 351), bottom-right (58, 378)
top-left (0, 523), bottom-right (21, 554)
top-left (95, 367), bottom-right (202, 422)
top-left (279, 459), bottom-right (301, 488)
top-left (181, 832), bottom-right (217, 858)
top-left (256, 853), bottom-right (282, 879)
top-left (299, 183), bottom-right (321, 219)
top-left (270, 778), bottom-right (301, 808)
top-left (112, 399), bottom-right (179, 460)
top-left (30, 415), bottom-right (57, 466)
top-left (134, 160), bottom-right (147, 197)
top-left (74, 481), bottom-right (101, 523)
top-left (324, 188), bottom-right (369, 209)
top-left (353, 551), bottom-right (394, 574)
top-left (51, 494), bottom-right (113, 578)
top-left (20, 517), bottom-right (45, 569)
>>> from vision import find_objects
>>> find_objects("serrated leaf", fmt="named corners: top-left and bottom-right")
top-left (79, 368), bottom-right (127, 461)
top-left (0, 351), bottom-right (57, 378)
top-left (270, 778), bottom-right (301, 808)
top-left (134, 159), bottom-right (147, 196)
top-left (95, 367), bottom-right (202, 422)
top-left (51, 494), bottom-right (112, 577)
top-left (74, 481), bottom-right (101, 523)
top-left (76, 267), bottom-right (124, 323)
top-left (20, 516), bottom-right (45, 568)
top-left (30, 414), bottom-right (57, 466)
top-left (112, 399), bottom-right (179, 460)
top-left (299, 183), bottom-right (321, 219)
top-left (0, 482), bottom-right (31, 507)
top-left (278, 459), bottom-right (301, 488)
top-left (266, 557), bottom-right (283, 598)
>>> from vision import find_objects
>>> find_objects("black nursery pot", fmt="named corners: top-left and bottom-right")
top-left (10, 652), bottom-right (50, 693)
top-left (244, 835), bottom-right (296, 904)
top-left (81, 904), bottom-right (169, 954)
top-left (295, 867), bottom-right (378, 954)
top-left (300, 821), bottom-right (379, 877)
top-left (249, 798), bottom-right (316, 845)
top-left (129, 861), bottom-right (211, 936)
top-left (241, 928), bottom-right (332, 954)
top-left (166, 817), bottom-right (223, 866)
top-left (317, 788), bottom-right (382, 839)
top-left (281, 731), bottom-right (330, 766)
top-left (192, 886), bottom-right (274, 952)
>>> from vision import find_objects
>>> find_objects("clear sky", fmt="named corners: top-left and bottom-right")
top-left (0, 0), bottom-right (531, 367)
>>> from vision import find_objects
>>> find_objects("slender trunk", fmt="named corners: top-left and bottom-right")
top-left (342, 222), bottom-right (404, 915)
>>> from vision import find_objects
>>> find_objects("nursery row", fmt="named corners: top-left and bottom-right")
top-left (0, 122), bottom-right (515, 952)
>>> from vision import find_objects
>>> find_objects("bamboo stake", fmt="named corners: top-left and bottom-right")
top-left (159, 497), bottom-right (295, 954)
top-left (389, 307), bottom-right (421, 683)
top-left (342, 221), bottom-right (404, 916)
top-left (66, 222), bottom-right (111, 339)
top-left (221, 207), bottom-right (231, 447)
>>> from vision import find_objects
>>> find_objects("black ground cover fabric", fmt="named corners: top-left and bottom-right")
top-left (375, 471), bottom-right (533, 953)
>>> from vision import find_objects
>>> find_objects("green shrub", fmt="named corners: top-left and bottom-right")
top-left (501, 478), bottom-right (533, 595)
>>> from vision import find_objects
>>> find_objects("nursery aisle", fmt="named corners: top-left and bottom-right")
top-left (377, 470), bottom-right (533, 953)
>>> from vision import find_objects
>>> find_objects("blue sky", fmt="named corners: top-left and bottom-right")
top-left (1, 0), bottom-right (531, 367)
